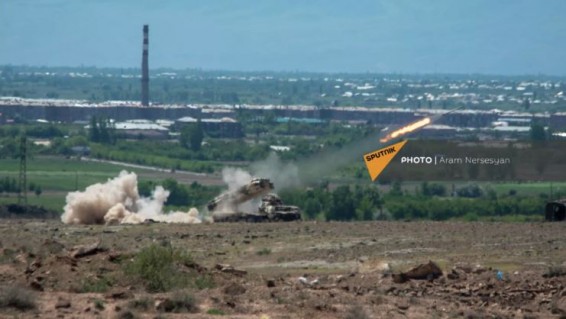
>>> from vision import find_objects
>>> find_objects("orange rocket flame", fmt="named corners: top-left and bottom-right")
top-left (380, 117), bottom-right (432, 143)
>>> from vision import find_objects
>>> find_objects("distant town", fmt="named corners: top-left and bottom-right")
top-left (0, 65), bottom-right (565, 142)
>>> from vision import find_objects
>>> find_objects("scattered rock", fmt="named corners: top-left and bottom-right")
top-left (551, 296), bottom-right (566, 315)
top-left (15, 253), bottom-right (28, 264)
top-left (24, 258), bottom-right (42, 274)
top-left (472, 265), bottom-right (487, 274)
top-left (396, 300), bottom-right (410, 310)
top-left (185, 261), bottom-right (208, 273)
top-left (55, 298), bottom-right (71, 309)
top-left (447, 269), bottom-right (460, 280)
top-left (224, 283), bottom-right (246, 296)
top-left (215, 263), bottom-right (247, 276)
top-left (107, 252), bottom-right (122, 262)
top-left (105, 289), bottom-right (133, 300)
top-left (29, 279), bottom-right (44, 291)
top-left (116, 310), bottom-right (135, 319)
top-left (393, 261), bottom-right (443, 283)
top-left (70, 240), bottom-right (106, 258)
top-left (298, 276), bottom-right (319, 286)
top-left (155, 298), bottom-right (175, 312)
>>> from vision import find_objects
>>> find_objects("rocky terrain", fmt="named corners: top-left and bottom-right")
top-left (0, 220), bottom-right (565, 318)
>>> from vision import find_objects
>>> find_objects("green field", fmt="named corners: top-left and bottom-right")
top-left (1, 156), bottom-right (562, 218)
top-left (0, 157), bottom-right (140, 191)
top-left (0, 156), bottom-right (166, 212)
top-left (0, 193), bottom-right (66, 212)
top-left (490, 182), bottom-right (566, 197)
top-left (396, 181), bottom-right (564, 198)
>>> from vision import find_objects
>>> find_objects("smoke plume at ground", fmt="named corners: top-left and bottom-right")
top-left (61, 171), bottom-right (201, 225)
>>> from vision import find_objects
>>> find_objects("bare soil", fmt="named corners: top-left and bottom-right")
top-left (1, 220), bottom-right (565, 318)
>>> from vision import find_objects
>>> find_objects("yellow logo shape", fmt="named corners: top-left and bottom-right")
top-left (363, 140), bottom-right (408, 181)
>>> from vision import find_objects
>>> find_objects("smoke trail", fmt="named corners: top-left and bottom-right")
top-left (222, 167), bottom-right (253, 191)
top-left (292, 108), bottom-right (464, 184)
top-left (293, 130), bottom-right (386, 185)
top-left (61, 171), bottom-right (201, 225)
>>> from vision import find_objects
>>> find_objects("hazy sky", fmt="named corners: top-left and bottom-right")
top-left (1, 0), bottom-right (565, 75)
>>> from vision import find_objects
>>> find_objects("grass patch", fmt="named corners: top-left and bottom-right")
top-left (207, 308), bottom-right (225, 315)
top-left (544, 265), bottom-right (566, 278)
top-left (128, 297), bottom-right (152, 311)
top-left (76, 277), bottom-right (113, 293)
top-left (0, 248), bottom-right (16, 264)
top-left (93, 299), bottom-right (105, 310)
top-left (116, 310), bottom-right (137, 319)
top-left (124, 244), bottom-right (194, 292)
top-left (256, 248), bottom-right (272, 256)
top-left (0, 285), bottom-right (36, 311)
top-left (194, 275), bottom-right (215, 290)
top-left (0, 194), bottom-right (66, 212)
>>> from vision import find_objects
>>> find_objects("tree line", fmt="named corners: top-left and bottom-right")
top-left (279, 182), bottom-right (547, 222)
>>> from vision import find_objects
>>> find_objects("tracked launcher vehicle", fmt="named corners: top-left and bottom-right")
top-left (208, 178), bottom-right (301, 222)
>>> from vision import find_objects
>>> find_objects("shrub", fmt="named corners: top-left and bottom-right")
top-left (124, 244), bottom-right (193, 292)
top-left (77, 277), bottom-right (112, 293)
top-left (94, 299), bottom-right (105, 310)
top-left (158, 291), bottom-right (198, 313)
top-left (0, 286), bottom-right (36, 311)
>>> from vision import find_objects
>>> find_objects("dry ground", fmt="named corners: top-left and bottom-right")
top-left (1, 220), bottom-right (566, 318)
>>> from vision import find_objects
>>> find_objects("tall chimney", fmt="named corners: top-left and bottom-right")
top-left (141, 25), bottom-right (149, 106)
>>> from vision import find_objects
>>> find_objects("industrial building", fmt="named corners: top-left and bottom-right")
top-left (175, 117), bottom-right (243, 138)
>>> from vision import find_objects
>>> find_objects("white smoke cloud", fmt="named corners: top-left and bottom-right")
top-left (61, 171), bottom-right (201, 225)
top-left (214, 167), bottom-right (259, 214)
top-left (222, 167), bottom-right (253, 191)
top-left (250, 153), bottom-right (300, 191)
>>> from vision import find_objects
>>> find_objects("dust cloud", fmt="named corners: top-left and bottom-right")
top-left (250, 153), bottom-right (300, 190)
top-left (60, 171), bottom-right (201, 225)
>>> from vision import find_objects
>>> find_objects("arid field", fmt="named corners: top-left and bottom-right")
top-left (1, 219), bottom-right (565, 319)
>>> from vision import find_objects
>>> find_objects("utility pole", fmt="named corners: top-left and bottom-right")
top-left (18, 135), bottom-right (27, 205)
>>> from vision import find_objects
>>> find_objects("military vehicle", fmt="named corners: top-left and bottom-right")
top-left (208, 178), bottom-right (301, 222)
